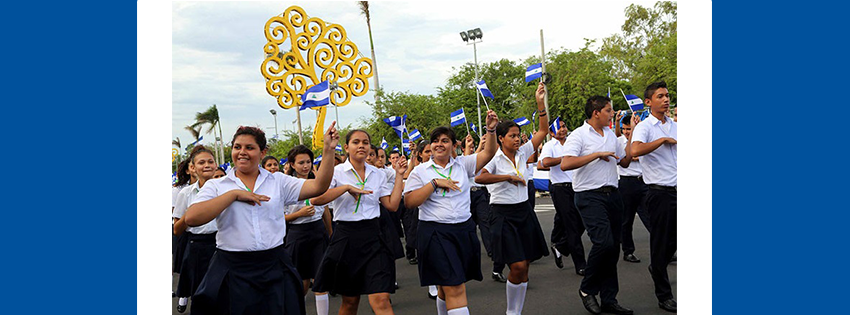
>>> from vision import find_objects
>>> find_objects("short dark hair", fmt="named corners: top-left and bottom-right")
top-left (429, 126), bottom-right (457, 145)
top-left (388, 151), bottom-right (400, 158)
top-left (189, 145), bottom-right (215, 165)
top-left (370, 144), bottom-right (379, 155)
top-left (495, 120), bottom-right (520, 146)
top-left (261, 155), bottom-right (278, 166)
top-left (644, 81), bottom-right (668, 101)
top-left (621, 114), bottom-right (634, 126)
top-left (231, 126), bottom-right (267, 151)
top-left (584, 95), bottom-right (611, 119)
top-left (285, 145), bottom-right (315, 178)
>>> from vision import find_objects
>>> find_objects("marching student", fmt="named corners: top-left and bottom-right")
top-left (173, 159), bottom-right (197, 275)
top-left (630, 81), bottom-right (677, 313)
top-left (475, 82), bottom-right (549, 315)
top-left (521, 133), bottom-right (538, 210)
top-left (540, 118), bottom-right (587, 275)
top-left (172, 145), bottom-right (219, 313)
top-left (368, 144), bottom-right (406, 263)
top-left (212, 166), bottom-right (226, 179)
top-left (560, 95), bottom-right (634, 315)
top-left (617, 114), bottom-right (651, 264)
top-left (282, 145), bottom-right (333, 315)
top-left (404, 110), bottom-right (499, 315)
top-left (400, 140), bottom-right (432, 265)
top-left (464, 134), bottom-right (506, 283)
top-left (184, 123), bottom-right (340, 315)
top-left (309, 129), bottom-right (408, 315)
top-left (262, 155), bottom-right (280, 173)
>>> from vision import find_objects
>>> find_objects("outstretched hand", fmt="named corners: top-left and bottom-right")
top-left (233, 190), bottom-right (271, 206)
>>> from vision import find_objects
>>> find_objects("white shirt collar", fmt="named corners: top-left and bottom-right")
top-left (644, 113), bottom-right (669, 126)
top-left (224, 166), bottom-right (271, 191)
top-left (421, 156), bottom-right (460, 170)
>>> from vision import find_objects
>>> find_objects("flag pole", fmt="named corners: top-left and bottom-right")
top-left (465, 120), bottom-right (471, 137)
top-left (540, 29), bottom-right (550, 142)
top-left (619, 89), bottom-right (631, 113)
top-left (295, 107), bottom-right (304, 145)
top-left (476, 88), bottom-right (491, 112)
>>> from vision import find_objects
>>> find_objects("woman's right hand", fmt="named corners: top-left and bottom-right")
top-left (347, 185), bottom-right (374, 199)
top-left (296, 205), bottom-right (315, 217)
top-left (231, 190), bottom-right (271, 206)
top-left (508, 175), bottom-right (527, 186)
top-left (434, 178), bottom-right (461, 191)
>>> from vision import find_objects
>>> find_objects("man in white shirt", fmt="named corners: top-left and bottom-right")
top-left (618, 114), bottom-right (651, 264)
top-left (561, 95), bottom-right (634, 315)
top-left (630, 81), bottom-right (677, 313)
top-left (540, 119), bottom-right (587, 275)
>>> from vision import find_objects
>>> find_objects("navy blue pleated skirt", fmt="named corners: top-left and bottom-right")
top-left (490, 202), bottom-right (550, 265)
top-left (284, 220), bottom-right (328, 281)
top-left (417, 218), bottom-right (483, 286)
top-left (312, 218), bottom-right (396, 296)
top-left (176, 232), bottom-right (216, 297)
top-left (173, 231), bottom-right (189, 273)
top-left (380, 205), bottom-right (406, 260)
top-left (191, 245), bottom-right (305, 315)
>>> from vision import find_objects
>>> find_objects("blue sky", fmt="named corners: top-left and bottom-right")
top-left (171, 1), bottom-right (657, 152)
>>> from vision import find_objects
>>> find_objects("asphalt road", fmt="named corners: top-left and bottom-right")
top-left (172, 195), bottom-right (676, 314)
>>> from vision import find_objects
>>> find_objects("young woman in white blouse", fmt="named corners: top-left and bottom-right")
top-left (172, 145), bottom-right (219, 313)
top-left (309, 129), bottom-right (408, 315)
top-left (403, 110), bottom-right (499, 315)
top-left (183, 123), bottom-right (339, 315)
top-left (282, 145), bottom-right (334, 315)
top-left (475, 82), bottom-right (550, 315)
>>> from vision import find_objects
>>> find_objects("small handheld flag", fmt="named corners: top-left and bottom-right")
top-left (525, 63), bottom-right (543, 82)
top-left (335, 144), bottom-right (343, 153)
top-left (550, 116), bottom-right (562, 134)
top-left (381, 137), bottom-right (389, 150)
top-left (513, 117), bottom-right (531, 127)
top-left (313, 155), bottom-right (323, 165)
top-left (402, 138), bottom-right (411, 155)
top-left (392, 145), bottom-right (399, 152)
top-left (450, 108), bottom-right (467, 127)
top-left (408, 129), bottom-right (422, 141)
top-left (383, 115), bottom-right (408, 139)
top-left (470, 123), bottom-right (478, 135)
top-left (300, 81), bottom-right (330, 110)
top-left (477, 80), bottom-right (494, 99)
top-left (280, 158), bottom-right (288, 165)
top-left (625, 94), bottom-right (644, 111)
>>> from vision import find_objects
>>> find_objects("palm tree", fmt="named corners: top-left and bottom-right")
top-left (358, 1), bottom-right (381, 102)
top-left (184, 125), bottom-right (202, 152)
top-left (172, 137), bottom-right (181, 149)
top-left (192, 104), bottom-right (224, 164)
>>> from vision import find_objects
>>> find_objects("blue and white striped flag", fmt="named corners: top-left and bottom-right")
top-left (450, 108), bottom-right (467, 127)
top-left (383, 115), bottom-right (408, 139)
top-left (550, 116), bottom-right (562, 134)
top-left (392, 145), bottom-right (399, 152)
top-left (470, 123), bottom-right (478, 135)
top-left (402, 138), bottom-right (411, 155)
top-left (381, 137), bottom-right (389, 150)
top-left (280, 158), bottom-right (287, 165)
top-left (408, 129), bottom-right (422, 141)
top-left (172, 172), bottom-right (177, 185)
top-left (313, 155), bottom-right (323, 165)
top-left (477, 80), bottom-right (494, 99)
top-left (335, 144), bottom-right (343, 153)
top-left (513, 117), bottom-right (531, 127)
top-left (525, 63), bottom-right (543, 82)
top-left (186, 136), bottom-right (204, 150)
top-left (299, 81), bottom-right (330, 110)
top-left (625, 94), bottom-right (644, 111)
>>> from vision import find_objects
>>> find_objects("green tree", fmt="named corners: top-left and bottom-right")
top-left (192, 104), bottom-right (225, 164)
top-left (358, 1), bottom-right (381, 102)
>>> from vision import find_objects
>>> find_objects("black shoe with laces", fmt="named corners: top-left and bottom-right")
top-left (578, 290), bottom-right (601, 314)
top-left (491, 272), bottom-right (507, 283)
top-left (552, 246), bottom-right (564, 269)
top-left (176, 304), bottom-right (187, 313)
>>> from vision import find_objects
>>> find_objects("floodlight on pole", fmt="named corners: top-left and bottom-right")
top-left (459, 27), bottom-right (484, 135)
top-left (269, 109), bottom-right (279, 141)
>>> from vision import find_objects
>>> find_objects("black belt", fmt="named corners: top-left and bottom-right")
top-left (551, 182), bottom-right (572, 187)
top-left (470, 186), bottom-right (487, 192)
top-left (648, 184), bottom-right (676, 192)
top-left (585, 186), bottom-right (617, 193)
top-left (620, 175), bottom-right (641, 179)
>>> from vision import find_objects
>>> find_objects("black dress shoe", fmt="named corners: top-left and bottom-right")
top-left (658, 299), bottom-right (677, 312)
top-left (578, 290), bottom-right (601, 314)
top-left (408, 257), bottom-right (418, 265)
top-left (172, 291), bottom-right (176, 298)
top-left (576, 268), bottom-right (586, 276)
top-left (492, 272), bottom-right (507, 283)
top-left (394, 282), bottom-right (400, 290)
top-left (176, 304), bottom-right (187, 313)
top-left (552, 246), bottom-right (564, 269)
top-left (669, 252), bottom-right (677, 264)
top-left (601, 303), bottom-right (634, 315)
top-left (623, 254), bottom-right (640, 263)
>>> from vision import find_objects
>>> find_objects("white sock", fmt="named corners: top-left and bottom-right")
top-left (553, 247), bottom-right (562, 258)
top-left (315, 294), bottom-right (329, 315)
top-left (506, 281), bottom-right (522, 315)
top-left (517, 282), bottom-right (528, 314)
top-left (429, 285), bottom-right (439, 296)
top-left (436, 297), bottom-right (448, 315)
top-left (447, 306), bottom-right (470, 315)
top-left (178, 297), bottom-right (188, 306)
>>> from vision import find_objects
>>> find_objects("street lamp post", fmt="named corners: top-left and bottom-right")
top-left (460, 28), bottom-right (484, 133)
top-left (269, 109), bottom-right (279, 141)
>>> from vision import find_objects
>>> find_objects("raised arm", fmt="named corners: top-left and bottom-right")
top-left (531, 82), bottom-right (549, 149)
top-left (475, 110), bottom-right (500, 173)
top-left (380, 156), bottom-right (408, 211)
top-left (299, 121), bottom-right (340, 200)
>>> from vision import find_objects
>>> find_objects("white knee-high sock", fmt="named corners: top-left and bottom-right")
top-left (178, 297), bottom-right (188, 306)
top-left (429, 285), bottom-right (439, 296)
top-left (436, 297), bottom-right (449, 315)
top-left (315, 294), bottom-right (329, 315)
top-left (506, 281), bottom-right (522, 315)
top-left (447, 306), bottom-right (470, 315)
top-left (517, 282), bottom-right (528, 314)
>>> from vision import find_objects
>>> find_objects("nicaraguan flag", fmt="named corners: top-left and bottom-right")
top-left (335, 144), bottom-right (343, 153)
top-left (625, 94), bottom-right (644, 111)
top-left (279, 158), bottom-right (287, 165)
top-left (383, 115), bottom-right (408, 139)
top-left (172, 172), bottom-right (177, 185)
top-left (381, 137), bottom-right (388, 150)
top-left (513, 117), bottom-right (531, 127)
top-left (450, 108), bottom-right (467, 127)
top-left (550, 116), bottom-right (561, 134)
top-left (314, 155), bottom-right (323, 165)
top-left (299, 81), bottom-right (330, 110)
top-left (408, 129), bottom-right (422, 141)
top-left (402, 138), bottom-right (411, 155)
top-left (186, 136), bottom-right (204, 150)
top-left (477, 80), bottom-right (494, 99)
top-left (470, 123), bottom-right (478, 135)
top-left (392, 145), bottom-right (399, 152)
top-left (525, 63), bottom-right (543, 82)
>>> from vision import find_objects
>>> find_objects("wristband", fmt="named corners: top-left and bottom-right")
top-left (486, 128), bottom-right (496, 134)
top-left (539, 112), bottom-right (547, 117)
top-left (430, 179), bottom-right (438, 192)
